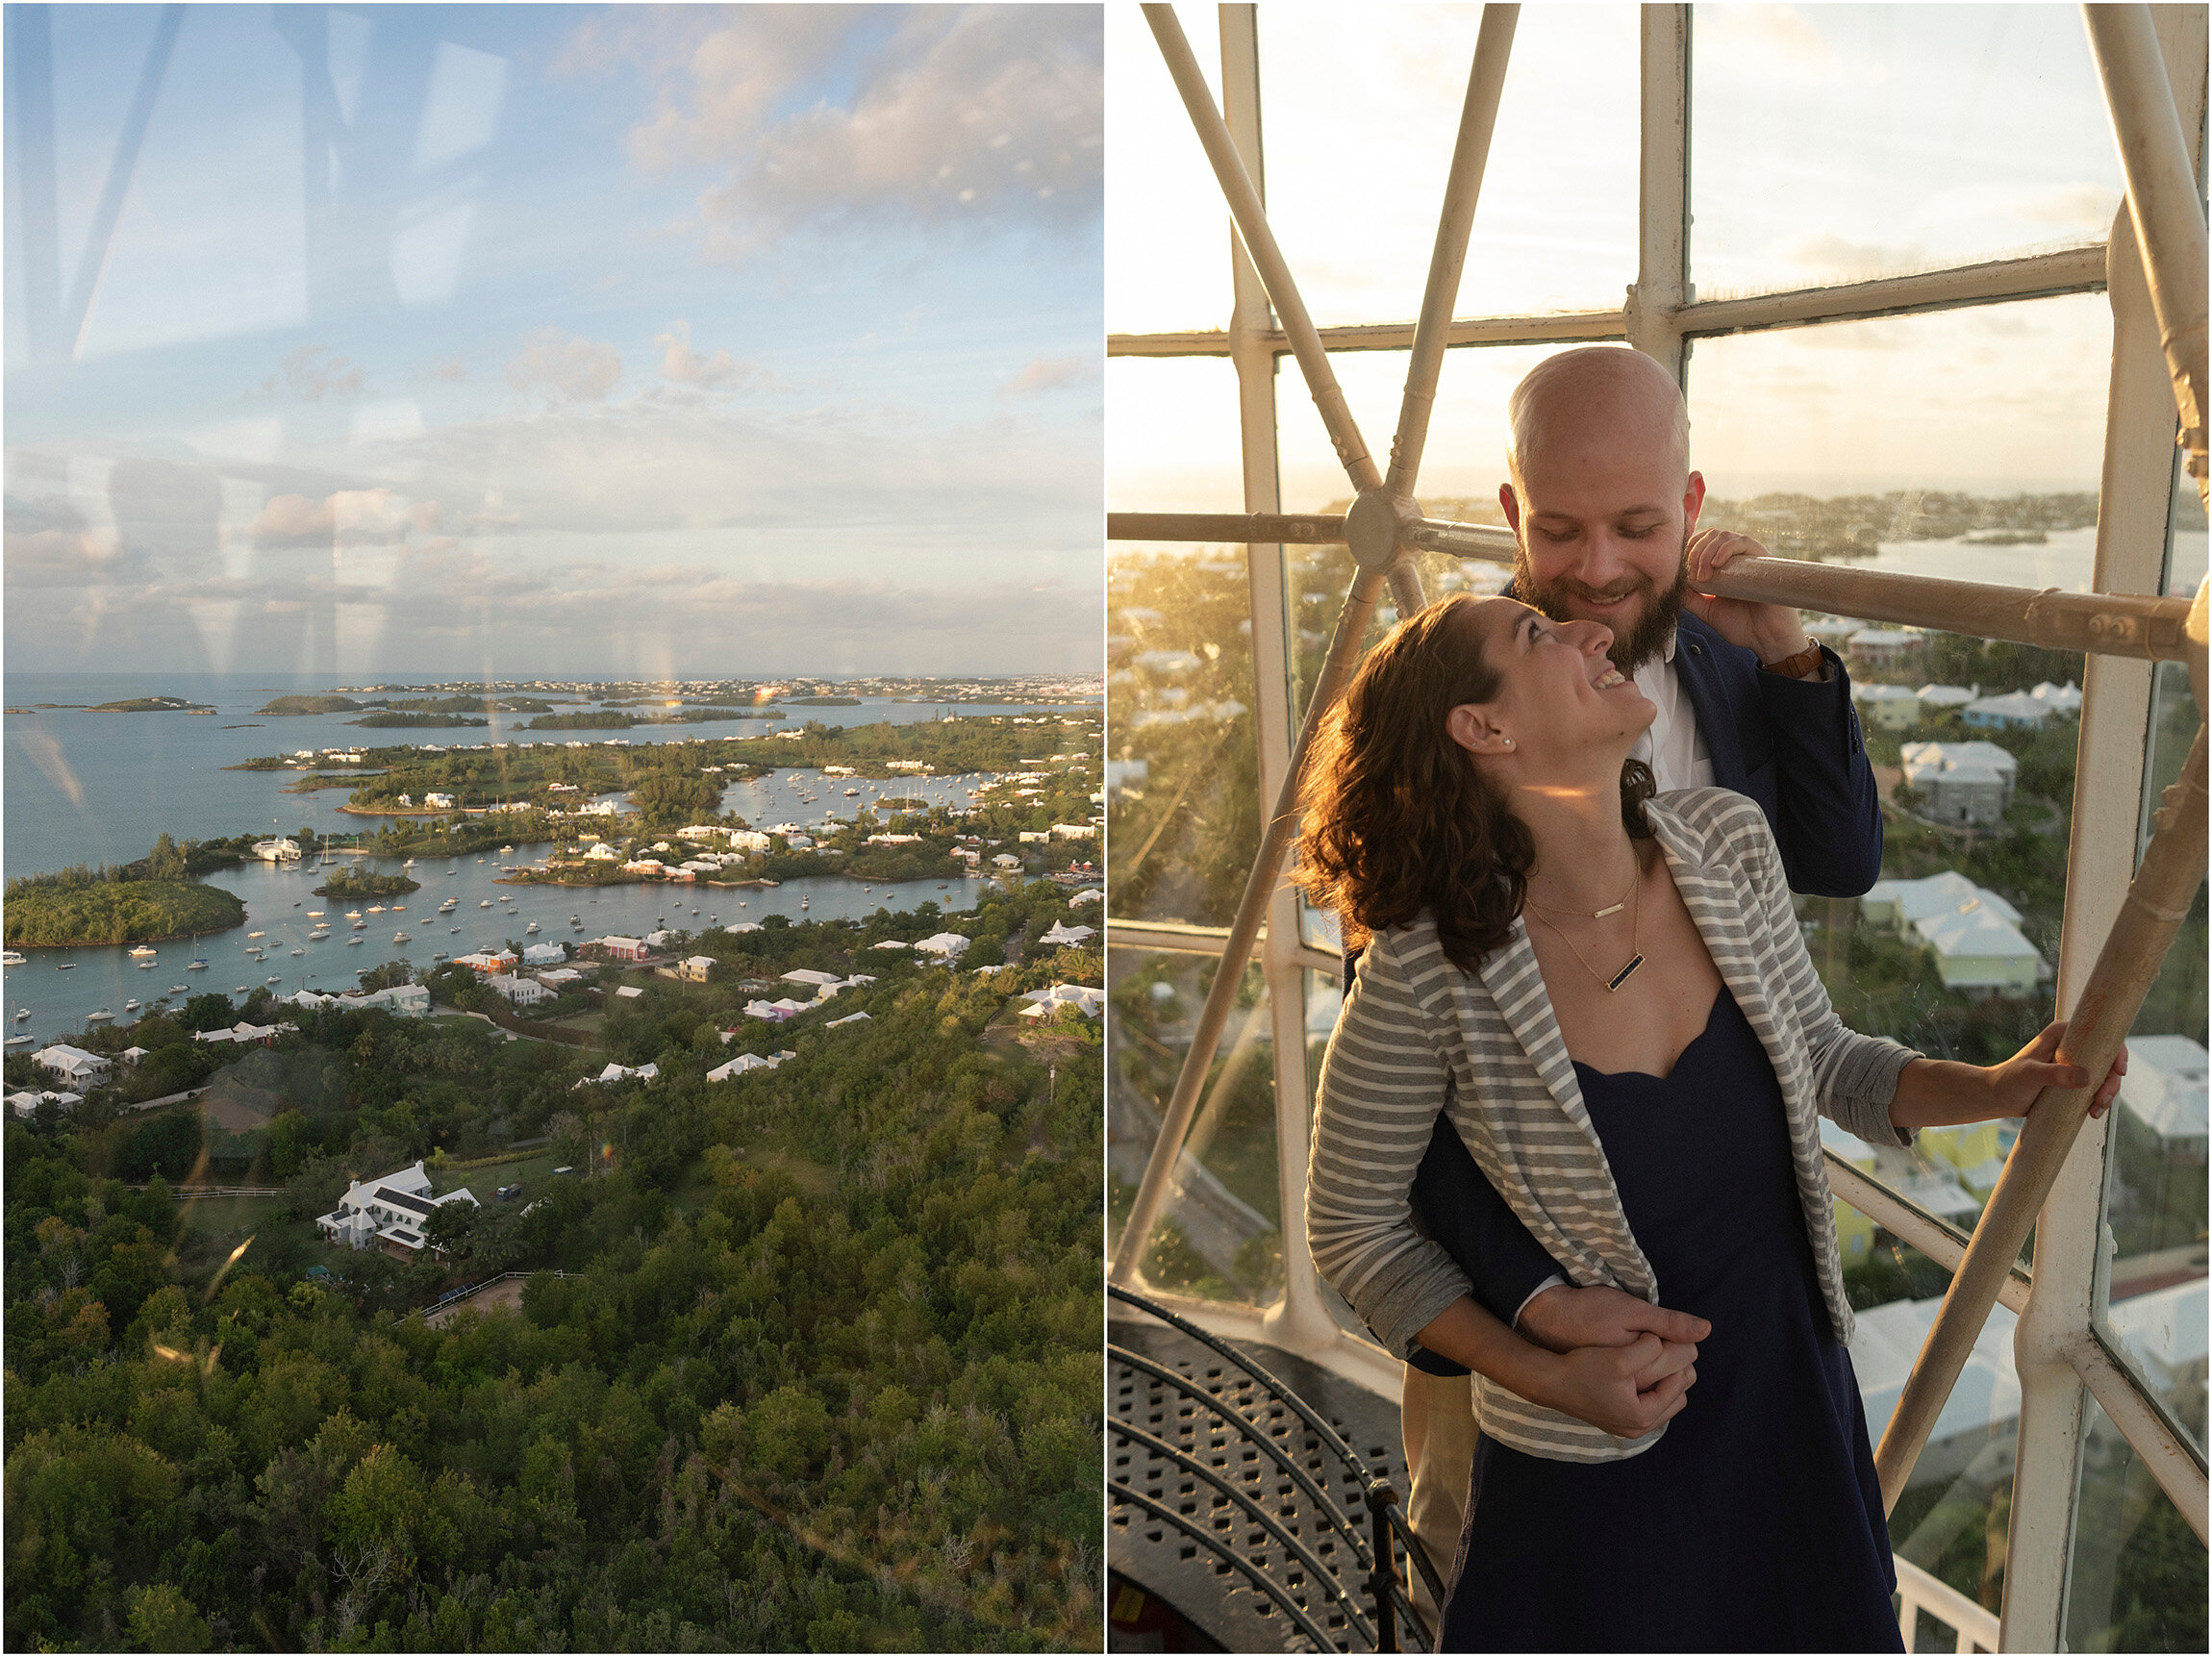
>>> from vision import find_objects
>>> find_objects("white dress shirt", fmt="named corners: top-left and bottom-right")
top-left (1628, 627), bottom-right (1715, 793)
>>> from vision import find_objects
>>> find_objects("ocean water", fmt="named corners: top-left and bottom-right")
top-left (2, 853), bottom-right (1011, 1046)
top-left (3, 672), bottom-right (1097, 1041)
top-left (1855, 524), bottom-right (2207, 605)
top-left (2, 672), bottom-right (1090, 879)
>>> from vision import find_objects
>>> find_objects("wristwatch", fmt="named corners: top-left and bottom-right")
top-left (1757, 636), bottom-right (1823, 679)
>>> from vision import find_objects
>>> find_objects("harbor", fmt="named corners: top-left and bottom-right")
top-left (3, 761), bottom-right (1038, 1042)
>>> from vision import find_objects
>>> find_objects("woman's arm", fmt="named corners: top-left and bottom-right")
top-left (1304, 934), bottom-right (1483, 1358)
top-left (1889, 1020), bottom-right (2126, 1132)
top-left (1416, 1294), bottom-right (1702, 1442)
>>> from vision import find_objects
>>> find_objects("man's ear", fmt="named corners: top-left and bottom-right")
top-left (1446, 703), bottom-right (1512, 757)
top-left (1681, 469), bottom-right (1706, 533)
top-left (1498, 482), bottom-right (1522, 535)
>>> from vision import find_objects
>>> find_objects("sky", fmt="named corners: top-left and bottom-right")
top-left (1107, 2), bottom-right (2135, 514)
top-left (4, 2), bottom-right (1104, 678)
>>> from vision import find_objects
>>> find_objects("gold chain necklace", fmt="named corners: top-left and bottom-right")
top-left (1522, 860), bottom-right (1640, 922)
top-left (1526, 869), bottom-right (1646, 992)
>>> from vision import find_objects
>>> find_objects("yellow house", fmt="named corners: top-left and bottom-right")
top-left (1820, 1119), bottom-right (1880, 1263)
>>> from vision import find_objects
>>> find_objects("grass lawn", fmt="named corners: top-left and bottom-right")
top-left (430, 1150), bottom-right (556, 1198)
top-left (176, 1193), bottom-right (290, 1235)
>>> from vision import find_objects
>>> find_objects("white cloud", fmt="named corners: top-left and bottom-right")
top-left (565, 5), bottom-right (1101, 262)
top-left (997, 355), bottom-right (1097, 398)
top-left (1769, 230), bottom-right (1929, 279)
top-left (506, 327), bottom-right (623, 403)
top-left (1694, 6), bottom-right (1838, 83)
top-left (251, 345), bottom-right (366, 403)
top-left (248, 488), bottom-right (432, 548)
top-left (653, 319), bottom-right (779, 390)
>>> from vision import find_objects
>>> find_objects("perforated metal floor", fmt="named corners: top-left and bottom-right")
top-left (1107, 1316), bottom-right (1420, 1655)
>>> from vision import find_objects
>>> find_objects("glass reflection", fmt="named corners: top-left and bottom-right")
top-left (1107, 945), bottom-right (1280, 1308)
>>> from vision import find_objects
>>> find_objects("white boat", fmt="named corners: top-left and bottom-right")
top-left (234, 985), bottom-right (249, 993)
top-left (439, 899), bottom-right (458, 913)
top-left (289, 948), bottom-right (305, 957)
top-left (1, 950), bottom-right (25, 967)
top-left (347, 936), bottom-right (364, 946)
top-left (56, 963), bottom-right (74, 970)
top-left (86, 1009), bottom-right (113, 1021)
top-left (479, 899), bottom-right (492, 908)
top-left (525, 922), bottom-right (540, 934)
top-left (123, 998), bottom-right (140, 1012)
top-left (13, 1009), bottom-right (29, 1020)
top-left (403, 858), bottom-right (416, 867)
top-left (265, 974), bottom-right (282, 984)
top-left (367, 906), bottom-right (385, 914)
top-left (137, 960), bottom-right (156, 969)
top-left (5, 1034), bottom-right (32, 1047)
top-left (188, 959), bottom-right (208, 970)
top-left (307, 911), bottom-right (324, 918)
top-left (247, 930), bottom-right (265, 940)
top-left (168, 985), bottom-right (188, 994)
top-left (129, 944), bottom-right (158, 958)
top-left (449, 926), bottom-right (461, 934)
top-left (352, 919), bottom-right (366, 930)
top-left (393, 931), bottom-right (411, 942)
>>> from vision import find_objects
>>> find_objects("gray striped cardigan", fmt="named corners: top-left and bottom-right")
top-left (1305, 788), bottom-right (1921, 1463)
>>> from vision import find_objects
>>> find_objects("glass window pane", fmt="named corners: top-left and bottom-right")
top-left (1688, 297), bottom-right (2112, 504)
top-left (2063, 1393), bottom-right (2209, 1651)
top-left (1105, 3), bottom-right (1226, 335)
top-left (1108, 945), bottom-right (1281, 1309)
top-left (1691, 5), bottom-right (2123, 294)
top-left (1256, 4), bottom-right (1639, 325)
top-left (1107, 357), bottom-right (1262, 929)
top-left (2095, 658), bottom-right (2206, 1457)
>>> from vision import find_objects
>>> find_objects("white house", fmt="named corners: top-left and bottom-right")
top-left (1049, 823), bottom-right (1098, 840)
top-left (576, 1061), bottom-right (658, 1087)
top-left (1915, 683), bottom-right (1978, 712)
top-left (342, 983), bottom-right (431, 1018)
top-left (423, 792), bottom-right (457, 810)
top-left (727, 831), bottom-right (771, 852)
top-left (1037, 920), bottom-right (1096, 948)
top-left (10, 1090), bottom-right (81, 1118)
top-left (195, 1020), bottom-right (299, 1046)
top-left (2116, 1035), bottom-right (2209, 1164)
top-left (1861, 870), bottom-right (2023, 932)
top-left (316, 1161), bottom-right (477, 1258)
top-left (826, 1011), bottom-right (872, 1028)
top-left (1068, 889), bottom-right (1102, 906)
top-left (2028, 680), bottom-right (2084, 716)
top-left (33, 1044), bottom-right (110, 1085)
top-left (1020, 983), bottom-right (1105, 1019)
top-left (487, 974), bottom-right (554, 1008)
top-left (914, 932), bottom-right (971, 961)
top-left (1899, 741), bottom-right (2020, 827)
top-left (1913, 905), bottom-right (2047, 997)
top-left (537, 967), bottom-right (584, 989)
top-left (521, 941), bottom-right (566, 967)
top-left (584, 842), bottom-right (622, 863)
top-left (871, 940), bottom-right (913, 951)
top-left (781, 968), bottom-right (842, 993)
top-left (708, 1051), bottom-right (787, 1081)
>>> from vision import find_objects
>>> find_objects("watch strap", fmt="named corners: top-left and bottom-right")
top-left (1758, 636), bottom-right (1822, 679)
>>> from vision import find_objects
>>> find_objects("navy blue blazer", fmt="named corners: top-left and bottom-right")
top-left (1397, 607), bottom-right (1884, 1370)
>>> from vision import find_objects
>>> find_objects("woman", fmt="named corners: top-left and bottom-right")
top-left (1299, 594), bottom-right (2122, 1653)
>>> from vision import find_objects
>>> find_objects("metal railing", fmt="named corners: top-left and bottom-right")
top-left (1108, 1284), bottom-right (1441, 1653)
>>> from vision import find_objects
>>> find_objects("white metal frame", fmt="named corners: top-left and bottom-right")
top-left (1104, 6), bottom-right (2209, 1648)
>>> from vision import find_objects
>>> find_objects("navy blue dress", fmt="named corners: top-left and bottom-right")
top-left (1436, 989), bottom-right (1903, 1653)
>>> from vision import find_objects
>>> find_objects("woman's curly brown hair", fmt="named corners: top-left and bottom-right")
top-left (1295, 593), bottom-right (1656, 977)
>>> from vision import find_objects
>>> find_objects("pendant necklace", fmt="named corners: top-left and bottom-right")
top-left (1523, 860), bottom-right (1639, 922)
top-left (1526, 866), bottom-right (1646, 992)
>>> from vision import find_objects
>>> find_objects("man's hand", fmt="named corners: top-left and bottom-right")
top-left (1682, 529), bottom-right (1810, 666)
top-left (1532, 1334), bottom-right (1700, 1440)
top-left (1518, 1280), bottom-right (1710, 1355)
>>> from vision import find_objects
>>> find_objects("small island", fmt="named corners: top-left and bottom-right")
top-left (87, 695), bottom-right (215, 714)
top-left (256, 694), bottom-right (364, 716)
top-left (312, 868), bottom-right (420, 899)
top-left (2, 872), bottom-right (245, 947)
top-left (347, 712), bottom-right (490, 729)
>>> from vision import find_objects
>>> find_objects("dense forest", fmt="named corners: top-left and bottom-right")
top-left (4, 888), bottom-right (1103, 1651)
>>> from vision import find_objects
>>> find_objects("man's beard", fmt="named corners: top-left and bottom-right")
top-left (1514, 526), bottom-right (1691, 674)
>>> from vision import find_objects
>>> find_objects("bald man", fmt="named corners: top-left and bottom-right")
top-left (1394, 346), bottom-right (1883, 1620)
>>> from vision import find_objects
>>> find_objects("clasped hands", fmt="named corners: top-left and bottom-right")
top-left (1515, 1283), bottom-right (1709, 1441)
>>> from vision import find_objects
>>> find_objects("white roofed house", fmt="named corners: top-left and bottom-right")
top-left (33, 1044), bottom-right (111, 1086)
top-left (1038, 920), bottom-right (1097, 948)
top-left (1861, 870), bottom-right (2023, 934)
top-left (1912, 902), bottom-right (2048, 999)
top-left (1962, 690), bottom-right (2054, 731)
top-left (2115, 1035), bottom-right (2210, 1165)
top-left (487, 974), bottom-right (554, 1008)
top-left (1019, 983), bottom-right (1105, 1020)
top-left (676, 955), bottom-right (717, 983)
top-left (1849, 682), bottom-right (1921, 732)
top-left (520, 941), bottom-right (566, 967)
top-left (914, 932), bottom-right (971, 962)
top-left (316, 1160), bottom-right (478, 1260)
top-left (1915, 683), bottom-right (1978, 713)
top-left (1899, 741), bottom-right (2020, 828)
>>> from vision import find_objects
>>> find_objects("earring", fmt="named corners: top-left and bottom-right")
top-left (1501, 737), bottom-right (1514, 748)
